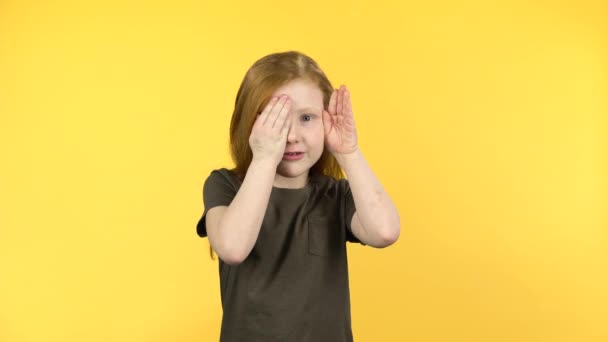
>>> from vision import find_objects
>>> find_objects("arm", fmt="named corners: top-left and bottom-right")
top-left (335, 149), bottom-right (400, 247)
top-left (206, 95), bottom-right (292, 264)
top-left (323, 85), bottom-right (400, 248)
top-left (206, 160), bottom-right (276, 265)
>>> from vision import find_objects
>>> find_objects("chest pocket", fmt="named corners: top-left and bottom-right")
top-left (307, 215), bottom-right (342, 257)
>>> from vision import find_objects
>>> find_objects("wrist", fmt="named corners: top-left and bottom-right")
top-left (333, 148), bottom-right (362, 168)
top-left (249, 157), bottom-right (277, 173)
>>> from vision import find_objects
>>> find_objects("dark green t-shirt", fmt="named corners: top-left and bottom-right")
top-left (197, 168), bottom-right (364, 342)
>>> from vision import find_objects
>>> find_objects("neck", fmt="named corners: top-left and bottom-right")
top-left (273, 173), bottom-right (309, 189)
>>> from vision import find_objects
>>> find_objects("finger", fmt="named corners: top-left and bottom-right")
top-left (280, 112), bottom-right (292, 139)
top-left (328, 89), bottom-right (337, 115)
top-left (273, 97), bottom-right (291, 129)
top-left (344, 87), bottom-right (353, 118)
top-left (336, 86), bottom-right (344, 116)
top-left (259, 96), bottom-right (279, 125)
top-left (269, 96), bottom-right (289, 126)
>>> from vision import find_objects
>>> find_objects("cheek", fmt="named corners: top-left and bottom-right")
top-left (310, 122), bottom-right (324, 136)
top-left (313, 128), bottom-right (325, 147)
top-left (302, 122), bottom-right (325, 146)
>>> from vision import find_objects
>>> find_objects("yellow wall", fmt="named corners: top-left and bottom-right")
top-left (1, 0), bottom-right (606, 341)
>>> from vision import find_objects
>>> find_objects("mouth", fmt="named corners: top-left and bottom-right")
top-left (282, 152), bottom-right (305, 161)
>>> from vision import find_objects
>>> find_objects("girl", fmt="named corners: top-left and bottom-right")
top-left (196, 51), bottom-right (400, 341)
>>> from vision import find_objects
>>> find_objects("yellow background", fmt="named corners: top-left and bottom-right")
top-left (1, 0), bottom-right (606, 341)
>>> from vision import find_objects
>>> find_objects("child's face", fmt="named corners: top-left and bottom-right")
top-left (272, 78), bottom-right (325, 185)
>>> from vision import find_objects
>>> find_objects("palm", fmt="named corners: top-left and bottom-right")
top-left (323, 85), bottom-right (358, 155)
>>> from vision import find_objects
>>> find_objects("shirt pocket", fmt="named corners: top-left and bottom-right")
top-left (307, 214), bottom-right (341, 257)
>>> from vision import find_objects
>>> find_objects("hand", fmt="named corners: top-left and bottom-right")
top-left (249, 95), bottom-right (292, 167)
top-left (323, 85), bottom-right (358, 156)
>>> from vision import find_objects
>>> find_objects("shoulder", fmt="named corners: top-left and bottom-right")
top-left (207, 167), bottom-right (237, 178)
top-left (206, 167), bottom-right (240, 183)
top-left (203, 168), bottom-right (242, 192)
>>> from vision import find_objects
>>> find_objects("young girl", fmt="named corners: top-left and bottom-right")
top-left (196, 51), bottom-right (400, 341)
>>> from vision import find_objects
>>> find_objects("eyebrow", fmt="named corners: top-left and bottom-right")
top-left (294, 106), bottom-right (322, 114)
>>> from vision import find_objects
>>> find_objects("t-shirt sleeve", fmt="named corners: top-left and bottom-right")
top-left (196, 169), bottom-right (238, 238)
top-left (341, 179), bottom-right (365, 245)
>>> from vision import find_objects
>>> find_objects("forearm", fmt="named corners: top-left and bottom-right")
top-left (335, 149), bottom-right (400, 242)
top-left (217, 159), bottom-right (275, 262)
